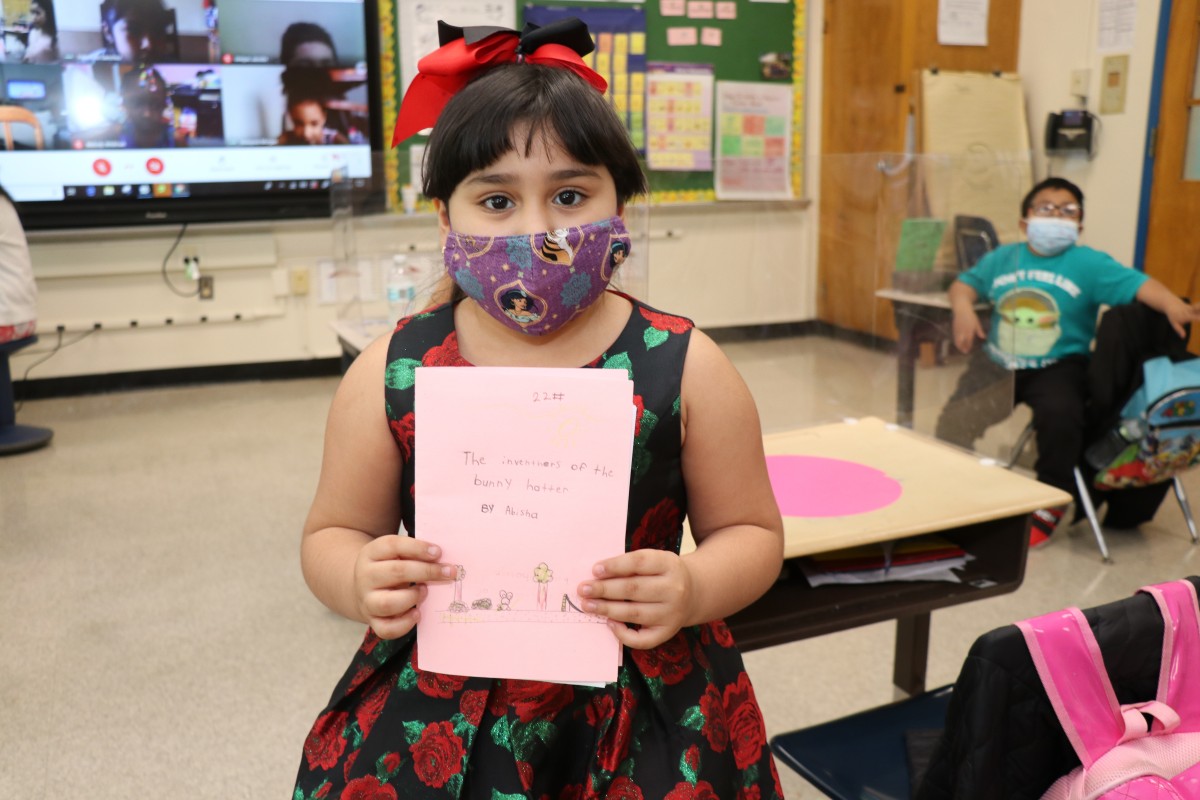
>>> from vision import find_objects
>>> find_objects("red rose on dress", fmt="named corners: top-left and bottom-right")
top-left (340, 774), bottom-right (397, 800)
top-left (586, 692), bottom-right (614, 727)
top-left (724, 672), bottom-right (767, 769)
top-left (382, 752), bottom-right (401, 774)
top-left (737, 786), bottom-right (762, 800)
top-left (596, 687), bottom-right (637, 772)
top-left (607, 776), bottom-right (644, 800)
top-left (506, 680), bottom-right (575, 723)
top-left (347, 665), bottom-right (373, 693)
top-left (684, 744), bottom-right (700, 774)
top-left (630, 498), bottom-right (682, 551)
top-left (632, 394), bottom-right (646, 436)
top-left (409, 721), bottom-right (465, 788)
top-left (356, 682), bottom-right (391, 737)
top-left (389, 412), bottom-right (415, 461)
top-left (304, 710), bottom-right (349, 770)
top-left (316, 782), bottom-right (332, 799)
top-left (518, 760), bottom-right (534, 790)
top-left (459, 689), bottom-right (488, 726)
top-left (699, 683), bottom-right (728, 752)
top-left (343, 749), bottom-right (359, 783)
top-left (360, 631), bottom-right (381, 655)
top-left (709, 620), bottom-right (735, 648)
top-left (664, 780), bottom-right (719, 800)
top-left (392, 317), bottom-right (410, 334)
top-left (416, 668), bottom-right (467, 699)
top-left (557, 785), bottom-right (584, 800)
top-left (423, 332), bottom-right (467, 367)
top-left (487, 681), bottom-right (509, 717)
top-left (631, 632), bottom-right (693, 685)
top-left (640, 308), bottom-right (693, 334)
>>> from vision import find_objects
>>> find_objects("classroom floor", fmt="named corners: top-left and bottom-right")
top-left (4, 333), bottom-right (1200, 799)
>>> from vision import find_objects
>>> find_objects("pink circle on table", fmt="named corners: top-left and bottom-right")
top-left (766, 455), bottom-right (902, 518)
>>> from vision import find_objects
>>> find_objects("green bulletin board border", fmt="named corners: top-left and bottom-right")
top-left (377, 1), bottom-right (806, 211)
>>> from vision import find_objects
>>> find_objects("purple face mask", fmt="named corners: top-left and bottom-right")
top-left (444, 215), bottom-right (631, 336)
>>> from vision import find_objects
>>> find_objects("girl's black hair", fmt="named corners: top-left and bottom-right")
top-left (280, 22), bottom-right (336, 65)
top-left (421, 64), bottom-right (647, 205)
top-left (31, 0), bottom-right (57, 38)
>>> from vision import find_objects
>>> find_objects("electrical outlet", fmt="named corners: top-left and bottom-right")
top-left (1070, 68), bottom-right (1091, 98)
top-left (198, 275), bottom-right (215, 300)
top-left (289, 266), bottom-right (310, 296)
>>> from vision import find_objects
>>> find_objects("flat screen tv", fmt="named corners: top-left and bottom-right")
top-left (0, 0), bottom-right (385, 230)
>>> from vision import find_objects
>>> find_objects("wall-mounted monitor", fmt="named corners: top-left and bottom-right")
top-left (0, 0), bottom-right (385, 229)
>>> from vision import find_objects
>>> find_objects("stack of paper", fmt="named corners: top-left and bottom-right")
top-left (414, 367), bottom-right (635, 685)
top-left (798, 536), bottom-right (974, 587)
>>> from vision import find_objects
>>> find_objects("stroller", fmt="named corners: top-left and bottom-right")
top-left (1073, 302), bottom-right (1200, 560)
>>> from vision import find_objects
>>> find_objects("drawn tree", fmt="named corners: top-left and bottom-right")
top-left (533, 562), bottom-right (553, 611)
top-left (448, 565), bottom-right (468, 613)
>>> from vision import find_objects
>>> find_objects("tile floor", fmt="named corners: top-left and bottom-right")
top-left (4, 334), bottom-right (1199, 798)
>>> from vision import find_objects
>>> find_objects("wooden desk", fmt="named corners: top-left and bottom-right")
top-left (330, 318), bottom-right (391, 371)
top-left (718, 417), bottom-right (1069, 695)
top-left (875, 289), bottom-right (990, 428)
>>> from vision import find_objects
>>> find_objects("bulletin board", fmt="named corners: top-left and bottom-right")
top-left (377, 0), bottom-right (806, 208)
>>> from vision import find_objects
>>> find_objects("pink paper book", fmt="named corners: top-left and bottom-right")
top-left (415, 367), bottom-right (634, 684)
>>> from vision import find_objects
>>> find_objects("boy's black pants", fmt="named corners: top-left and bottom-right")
top-left (935, 352), bottom-right (1089, 499)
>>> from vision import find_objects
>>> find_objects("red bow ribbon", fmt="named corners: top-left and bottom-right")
top-left (392, 19), bottom-right (608, 146)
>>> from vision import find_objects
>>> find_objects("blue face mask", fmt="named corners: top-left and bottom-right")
top-left (1025, 217), bottom-right (1079, 257)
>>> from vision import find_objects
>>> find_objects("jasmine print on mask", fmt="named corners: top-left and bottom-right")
top-left (445, 215), bottom-right (632, 335)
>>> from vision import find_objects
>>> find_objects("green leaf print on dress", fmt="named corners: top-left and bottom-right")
top-left (385, 357), bottom-right (423, 390)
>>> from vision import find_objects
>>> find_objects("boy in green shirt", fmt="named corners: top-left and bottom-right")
top-left (937, 177), bottom-right (1198, 545)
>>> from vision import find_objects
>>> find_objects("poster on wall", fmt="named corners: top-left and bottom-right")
top-left (398, 0), bottom-right (518, 97)
top-left (646, 63), bottom-right (713, 171)
top-left (714, 80), bottom-right (793, 200)
top-left (524, 5), bottom-right (648, 151)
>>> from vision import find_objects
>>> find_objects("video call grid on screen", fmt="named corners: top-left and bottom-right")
top-left (0, 0), bottom-right (372, 162)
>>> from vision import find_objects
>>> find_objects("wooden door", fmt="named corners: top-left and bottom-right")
top-left (818, 0), bottom-right (908, 336)
top-left (1143, 0), bottom-right (1200, 346)
top-left (818, 0), bottom-right (1022, 336)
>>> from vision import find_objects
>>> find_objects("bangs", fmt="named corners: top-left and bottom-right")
top-left (422, 65), bottom-right (646, 203)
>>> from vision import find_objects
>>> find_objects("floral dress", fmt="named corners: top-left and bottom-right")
top-left (294, 295), bottom-right (784, 800)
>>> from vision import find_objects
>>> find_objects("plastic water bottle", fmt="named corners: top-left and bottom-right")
top-left (1085, 417), bottom-right (1147, 470)
top-left (385, 255), bottom-right (416, 321)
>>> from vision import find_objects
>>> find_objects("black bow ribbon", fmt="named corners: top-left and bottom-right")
top-left (436, 18), bottom-right (596, 58)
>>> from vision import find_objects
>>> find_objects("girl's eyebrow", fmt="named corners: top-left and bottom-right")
top-left (464, 167), bottom-right (604, 186)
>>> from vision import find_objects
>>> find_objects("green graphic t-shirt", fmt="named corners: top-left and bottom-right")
top-left (957, 243), bottom-right (1148, 370)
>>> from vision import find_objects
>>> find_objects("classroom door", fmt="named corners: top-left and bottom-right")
top-left (818, 0), bottom-right (1022, 336)
top-left (818, 0), bottom-right (908, 336)
top-left (1143, 0), bottom-right (1200, 344)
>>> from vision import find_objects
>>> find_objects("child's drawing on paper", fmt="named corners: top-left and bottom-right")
top-left (497, 590), bottom-right (513, 611)
top-left (448, 565), bottom-right (468, 613)
top-left (534, 562), bottom-right (554, 610)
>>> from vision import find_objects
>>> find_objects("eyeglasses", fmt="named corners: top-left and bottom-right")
top-left (1030, 202), bottom-right (1082, 219)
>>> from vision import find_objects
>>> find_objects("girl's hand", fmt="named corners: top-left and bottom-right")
top-left (577, 549), bottom-right (697, 650)
top-left (952, 309), bottom-right (986, 353)
top-left (354, 535), bottom-right (456, 640)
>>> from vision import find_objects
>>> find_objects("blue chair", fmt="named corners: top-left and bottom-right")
top-left (770, 685), bottom-right (954, 800)
top-left (0, 335), bottom-right (52, 454)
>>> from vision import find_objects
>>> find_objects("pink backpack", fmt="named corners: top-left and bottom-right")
top-left (1015, 579), bottom-right (1200, 799)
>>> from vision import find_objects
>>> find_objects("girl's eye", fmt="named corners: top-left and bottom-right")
top-left (483, 195), bottom-right (513, 211)
top-left (554, 190), bottom-right (584, 206)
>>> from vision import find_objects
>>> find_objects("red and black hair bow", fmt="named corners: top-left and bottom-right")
top-left (392, 18), bottom-right (608, 146)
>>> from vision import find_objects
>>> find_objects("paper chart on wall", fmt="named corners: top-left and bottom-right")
top-left (714, 81), bottom-right (793, 200)
top-left (646, 63), bottom-right (713, 172)
top-left (415, 367), bottom-right (635, 684)
top-left (397, 0), bottom-right (517, 98)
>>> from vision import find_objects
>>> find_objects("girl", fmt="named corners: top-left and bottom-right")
top-left (294, 19), bottom-right (786, 799)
